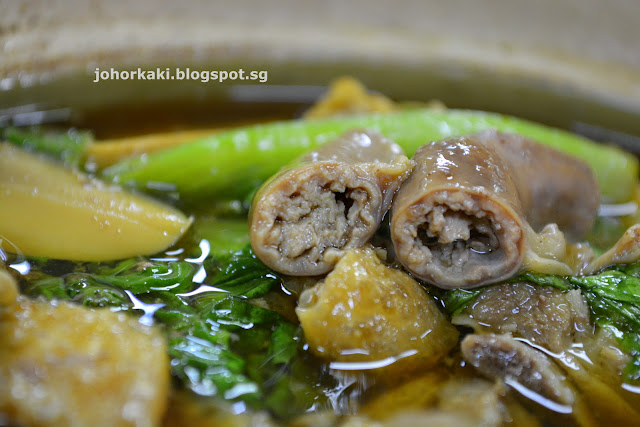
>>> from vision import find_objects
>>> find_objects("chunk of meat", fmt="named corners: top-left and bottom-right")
top-left (461, 334), bottom-right (575, 408)
top-left (453, 283), bottom-right (591, 352)
top-left (0, 299), bottom-right (169, 427)
top-left (251, 130), bottom-right (412, 275)
top-left (296, 247), bottom-right (458, 378)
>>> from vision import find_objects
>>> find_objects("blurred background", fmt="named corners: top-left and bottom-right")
top-left (1, 0), bottom-right (639, 139)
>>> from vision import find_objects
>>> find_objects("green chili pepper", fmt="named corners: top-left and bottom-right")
top-left (102, 109), bottom-right (638, 203)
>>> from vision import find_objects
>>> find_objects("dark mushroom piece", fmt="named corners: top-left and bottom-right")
top-left (250, 129), bottom-right (412, 275)
top-left (390, 131), bottom-right (599, 289)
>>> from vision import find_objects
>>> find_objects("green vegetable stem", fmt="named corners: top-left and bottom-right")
top-left (3, 126), bottom-right (91, 167)
top-left (101, 109), bottom-right (638, 203)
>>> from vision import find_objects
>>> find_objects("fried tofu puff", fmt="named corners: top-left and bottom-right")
top-left (0, 292), bottom-right (170, 427)
top-left (296, 247), bottom-right (458, 378)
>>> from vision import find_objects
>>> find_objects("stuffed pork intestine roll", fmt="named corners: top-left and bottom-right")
top-left (390, 131), bottom-right (599, 289)
top-left (250, 129), bottom-right (412, 275)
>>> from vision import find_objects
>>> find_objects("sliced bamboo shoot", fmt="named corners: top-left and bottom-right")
top-left (0, 144), bottom-right (191, 261)
top-left (86, 128), bottom-right (218, 169)
top-left (86, 120), bottom-right (276, 170)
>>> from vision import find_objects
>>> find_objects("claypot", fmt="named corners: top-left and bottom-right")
top-left (1, 0), bottom-right (639, 136)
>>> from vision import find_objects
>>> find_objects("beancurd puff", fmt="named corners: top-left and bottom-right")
top-left (296, 247), bottom-right (459, 378)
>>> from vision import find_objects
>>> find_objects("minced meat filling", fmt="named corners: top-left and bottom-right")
top-left (269, 177), bottom-right (370, 262)
top-left (419, 206), bottom-right (500, 269)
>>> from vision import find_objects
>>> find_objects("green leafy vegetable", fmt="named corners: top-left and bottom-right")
top-left (508, 271), bottom-right (570, 290)
top-left (441, 288), bottom-right (483, 317)
top-left (192, 217), bottom-right (250, 254)
top-left (22, 246), bottom-right (328, 417)
top-left (167, 313), bottom-right (258, 399)
top-left (24, 259), bottom-right (195, 308)
top-left (165, 294), bottom-right (324, 417)
top-left (92, 260), bottom-right (195, 294)
top-left (66, 274), bottom-right (134, 308)
top-left (205, 246), bottom-right (281, 299)
top-left (3, 126), bottom-right (91, 167)
top-left (23, 277), bottom-right (72, 300)
top-left (567, 268), bottom-right (640, 382)
top-left (442, 262), bottom-right (640, 383)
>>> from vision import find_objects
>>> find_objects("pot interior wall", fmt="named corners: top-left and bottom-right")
top-left (2, 59), bottom-right (639, 146)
